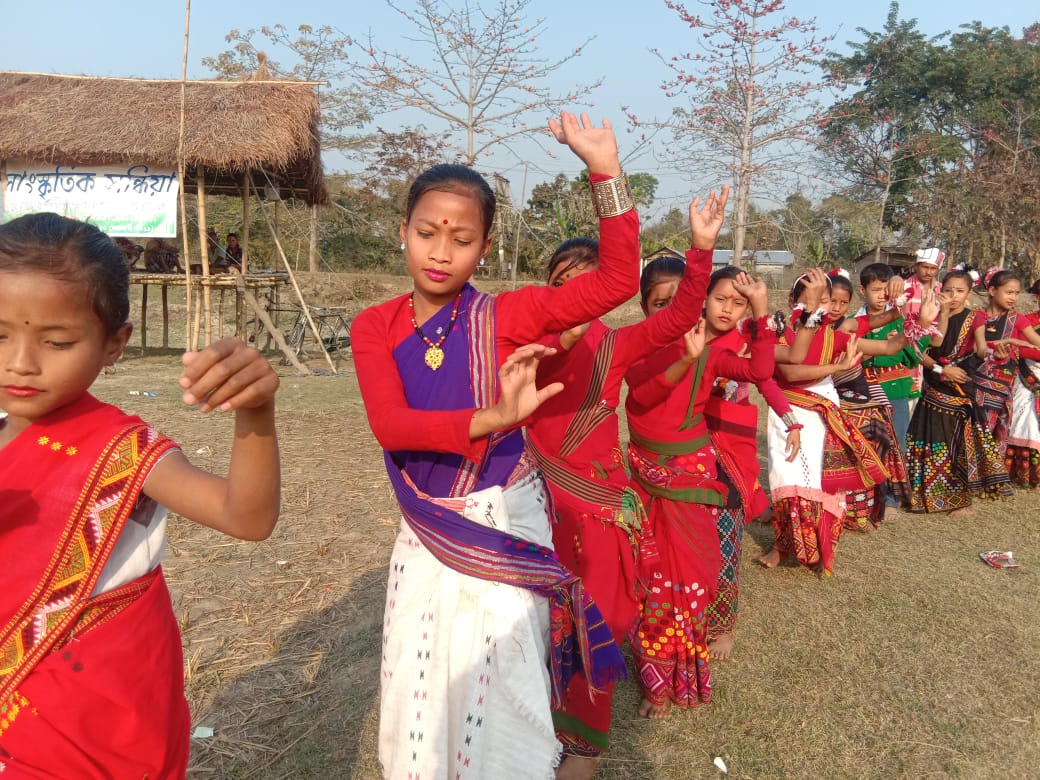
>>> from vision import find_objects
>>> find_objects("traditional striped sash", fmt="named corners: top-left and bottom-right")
top-left (526, 436), bottom-right (645, 541)
top-left (0, 424), bottom-right (174, 702)
top-left (559, 328), bottom-right (617, 457)
top-left (528, 437), bottom-right (626, 508)
top-left (385, 453), bottom-right (627, 707)
top-left (449, 291), bottom-right (500, 498)
top-left (783, 386), bottom-right (888, 489)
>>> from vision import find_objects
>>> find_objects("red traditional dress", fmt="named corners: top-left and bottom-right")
top-left (351, 190), bottom-right (638, 778)
top-left (623, 316), bottom-right (775, 708)
top-left (768, 326), bottom-right (888, 574)
top-left (0, 394), bottom-right (189, 778)
top-left (527, 248), bottom-right (710, 755)
top-left (1007, 311), bottom-right (1040, 486)
top-left (976, 311), bottom-right (1033, 457)
top-left (701, 350), bottom-right (792, 640)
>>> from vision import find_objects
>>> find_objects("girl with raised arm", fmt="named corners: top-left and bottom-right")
top-left (622, 262), bottom-right (779, 717)
top-left (758, 270), bottom-right (890, 575)
top-left (350, 112), bottom-right (636, 779)
top-left (527, 190), bottom-right (727, 776)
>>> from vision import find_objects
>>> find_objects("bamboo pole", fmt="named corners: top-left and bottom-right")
top-left (233, 272), bottom-right (310, 374)
top-left (251, 181), bottom-right (336, 371)
top-left (162, 286), bottom-right (169, 348)
top-left (309, 204), bottom-right (319, 272)
top-left (192, 288), bottom-right (203, 351)
top-left (140, 284), bottom-right (149, 348)
top-left (241, 170), bottom-right (250, 274)
top-left (177, 1), bottom-right (192, 350)
top-left (196, 171), bottom-right (212, 345)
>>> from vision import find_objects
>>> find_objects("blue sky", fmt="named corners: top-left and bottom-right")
top-left (2, 1), bottom-right (1035, 215)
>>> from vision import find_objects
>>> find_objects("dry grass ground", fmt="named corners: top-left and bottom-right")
top-left (92, 273), bottom-right (1040, 779)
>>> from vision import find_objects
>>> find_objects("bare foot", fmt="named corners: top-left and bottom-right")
top-left (754, 507), bottom-right (775, 524)
top-left (949, 506), bottom-right (974, 518)
top-left (556, 754), bottom-right (600, 780)
top-left (884, 506), bottom-right (899, 522)
top-left (758, 548), bottom-right (782, 568)
top-left (708, 631), bottom-right (735, 661)
top-left (638, 696), bottom-right (671, 720)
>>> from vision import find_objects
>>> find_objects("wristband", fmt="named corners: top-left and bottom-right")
top-left (590, 173), bottom-right (634, 218)
top-left (800, 307), bottom-right (827, 328)
top-left (932, 364), bottom-right (943, 376)
top-left (785, 423), bottom-right (804, 433)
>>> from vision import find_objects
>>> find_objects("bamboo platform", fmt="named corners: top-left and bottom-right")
top-left (131, 271), bottom-right (289, 348)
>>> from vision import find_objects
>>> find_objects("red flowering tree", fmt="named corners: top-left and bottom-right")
top-left (639, 0), bottom-right (834, 263)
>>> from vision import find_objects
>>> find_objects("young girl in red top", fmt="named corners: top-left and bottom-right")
top-left (0, 213), bottom-right (281, 777)
top-left (351, 112), bottom-right (637, 780)
top-left (826, 271), bottom-right (913, 530)
top-left (623, 261), bottom-right (777, 718)
top-left (632, 264), bottom-right (803, 668)
top-left (974, 269), bottom-right (1040, 457)
top-left (527, 190), bottom-right (727, 772)
top-left (758, 271), bottom-right (890, 575)
top-left (1007, 279), bottom-right (1040, 486)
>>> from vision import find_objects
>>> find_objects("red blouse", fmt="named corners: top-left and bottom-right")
top-left (527, 248), bottom-right (712, 486)
top-left (775, 325), bottom-right (851, 389)
top-left (625, 320), bottom-right (776, 443)
top-left (351, 190), bottom-right (640, 462)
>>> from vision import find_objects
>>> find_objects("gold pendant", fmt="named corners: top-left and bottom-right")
top-left (424, 345), bottom-right (445, 370)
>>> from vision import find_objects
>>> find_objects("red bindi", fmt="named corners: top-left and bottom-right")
top-left (442, 219), bottom-right (449, 224)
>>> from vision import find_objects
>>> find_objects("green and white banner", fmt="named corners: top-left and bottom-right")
top-left (2, 162), bottom-right (179, 237)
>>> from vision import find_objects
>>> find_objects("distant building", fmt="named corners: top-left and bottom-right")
top-left (642, 246), bottom-right (796, 270)
top-left (641, 246), bottom-right (686, 272)
top-left (851, 246), bottom-right (920, 278)
top-left (641, 246), bottom-right (798, 287)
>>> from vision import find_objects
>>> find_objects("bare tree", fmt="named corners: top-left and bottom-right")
top-left (203, 24), bottom-right (373, 152)
top-left (639, 0), bottom-right (833, 263)
top-left (353, 0), bottom-right (601, 165)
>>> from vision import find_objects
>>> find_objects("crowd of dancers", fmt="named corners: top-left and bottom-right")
top-left (4, 108), bottom-right (1036, 778)
top-left (351, 112), bottom-right (1040, 780)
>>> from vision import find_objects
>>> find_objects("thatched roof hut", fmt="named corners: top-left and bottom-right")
top-left (0, 71), bottom-right (328, 205)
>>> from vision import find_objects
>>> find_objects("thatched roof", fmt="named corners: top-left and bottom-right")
top-left (0, 72), bottom-right (328, 205)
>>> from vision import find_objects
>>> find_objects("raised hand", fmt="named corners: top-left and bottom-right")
top-left (180, 337), bottom-right (279, 413)
top-left (492, 344), bottom-right (565, 427)
top-left (801, 268), bottom-right (829, 312)
top-left (835, 335), bottom-right (863, 371)
top-left (560, 321), bottom-right (592, 352)
top-left (681, 319), bottom-right (708, 364)
top-left (547, 111), bottom-right (621, 177)
top-left (689, 185), bottom-right (731, 249)
top-left (731, 271), bottom-right (769, 317)
top-left (886, 275), bottom-right (907, 306)
top-left (917, 288), bottom-right (941, 326)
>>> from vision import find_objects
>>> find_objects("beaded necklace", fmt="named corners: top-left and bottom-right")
top-left (408, 291), bottom-right (462, 370)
